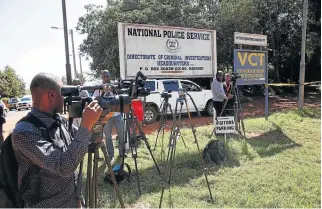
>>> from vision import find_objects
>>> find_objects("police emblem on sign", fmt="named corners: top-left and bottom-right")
top-left (165, 39), bottom-right (180, 53)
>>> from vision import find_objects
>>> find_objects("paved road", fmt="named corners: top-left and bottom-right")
top-left (3, 109), bottom-right (30, 138)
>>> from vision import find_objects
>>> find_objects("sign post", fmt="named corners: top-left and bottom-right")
top-left (234, 32), bottom-right (269, 120)
top-left (118, 23), bottom-right (217, 79)
top-left (215, 116), bottom-right (235, 142)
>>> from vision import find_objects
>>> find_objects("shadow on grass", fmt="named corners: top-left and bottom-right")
top-left (246, 123), bottom-right (301, 157)
top-left (91, 146), bottom-right (230, 207)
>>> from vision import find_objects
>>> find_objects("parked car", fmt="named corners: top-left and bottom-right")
top-left (0, 100), bottom-right (8, 117)
top-left (16, 96), bottom-right (33, 111)
top-left (140, 79), bottom-right (213, 124)
top-left (8, 98), bottom-right (20, 110)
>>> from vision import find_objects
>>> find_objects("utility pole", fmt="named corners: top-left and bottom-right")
top-left (61, 0), bottom-right (72, 85)
top-left (298, 0), bottom-right (308, 109)
top-left (79, 54), bottom-right (83, 75)
top-left (70, 29), bottom-right (78, 78)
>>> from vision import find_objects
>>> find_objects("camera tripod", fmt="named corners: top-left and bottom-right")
top-left (211, 81), bottom-right (246, 137)
top-left (122, 103), bottom-right (161, 195)
top-left (153, 94), bottom-right (187, 162)
top-left (77, 120), bottom-right (125, 208)
top-left (159, 91), bottom-right (214, 208)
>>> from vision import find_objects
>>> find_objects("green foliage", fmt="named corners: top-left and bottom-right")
top-left (85, 108), bottom-right (320, 207)
top-left (0, 66), bottom-right (25, 97)
top-left (77, 0), bottom-right (321, 82)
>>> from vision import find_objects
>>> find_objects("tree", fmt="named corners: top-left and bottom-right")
top-left (77, 0), bottom-right (321, 82)
top-left (0, 66), bottom-right (25, 97)
top-left (77, 1), bottom-right (216, 78)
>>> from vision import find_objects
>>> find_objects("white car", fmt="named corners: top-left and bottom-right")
top-left (17, 96), bottom-right (33, 111)
top-left (141, 79), bottom-right (214, 124)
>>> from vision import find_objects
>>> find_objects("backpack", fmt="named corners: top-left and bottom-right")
top-left (104, 163), bottom-right (131, 184)
top-left (0, 114), bottom-right (53, 208)
top-left (202, 140), bottom-right (226, 165)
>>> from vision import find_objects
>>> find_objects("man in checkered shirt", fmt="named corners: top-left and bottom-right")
top-left (11, 73), bottom-right (102, 207)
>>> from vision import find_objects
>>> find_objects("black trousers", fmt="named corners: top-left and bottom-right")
top-left (213, 101), bottom-right (224, 118)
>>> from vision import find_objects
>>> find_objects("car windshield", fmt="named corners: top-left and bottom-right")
top-left (9, 98), bottom-right (18, 103)
top-left (21, 97), bottom-right (31, 102)
top-left (144, 81), bottom-right (156, 91)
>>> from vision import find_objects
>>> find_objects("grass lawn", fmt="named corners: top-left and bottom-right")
top-left (84, 108), bottom-right (321, 208)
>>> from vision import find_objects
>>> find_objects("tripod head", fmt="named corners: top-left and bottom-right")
top-left (161, 90), bottom-right (172, 102)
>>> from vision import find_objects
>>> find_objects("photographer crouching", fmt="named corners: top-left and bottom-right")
top-left (211, 71), bottom-right (233, 118)
top-left (9, 73), bottom-right (102, 208)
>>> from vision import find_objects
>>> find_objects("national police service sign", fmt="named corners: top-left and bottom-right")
top-left (118, 23), bottom-right (217, 78)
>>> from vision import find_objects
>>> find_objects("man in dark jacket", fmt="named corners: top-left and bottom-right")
top-left (0, 102), bottom-right (5, 149)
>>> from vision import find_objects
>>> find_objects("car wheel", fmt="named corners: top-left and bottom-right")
top-left (18, 109), bottom-right (21, 111)
top-left (205, 100), bottom-right (213, 116)
top-left (144, 106), bottom-right (157, 124)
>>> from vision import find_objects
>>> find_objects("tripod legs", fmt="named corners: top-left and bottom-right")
top-left (85, 142), bottom-right (125, 208)
top-left (154, 100), bottom-right (186, 163)
top-left (124, 110), bottom-right (161, 195)
top-left (136, 121), bottom-right (161, 175)
top-left (159, 98), bottom-right (214, 208)
top-left (154, 101), bottom-right (169, 162)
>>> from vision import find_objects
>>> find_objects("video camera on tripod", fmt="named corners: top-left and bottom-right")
top-left (61, 84), bottom-right (131, 119)
top-left (161, 90), bottom-right (172, 99)
top-left (118, 71), bottom-right (151, 99)
top-left (230, 72), bottom-right (242, 83)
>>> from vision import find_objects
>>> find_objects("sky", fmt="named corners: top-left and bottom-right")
top-left (0, 0), bottom-right (107, 88)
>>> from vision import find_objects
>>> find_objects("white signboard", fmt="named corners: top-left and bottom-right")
top-left (234, 32), bottom-right (267, 46)
top-left (118, 23), bottom-right (217, 78)
top-left (215, 117), bottom-right (235, 134)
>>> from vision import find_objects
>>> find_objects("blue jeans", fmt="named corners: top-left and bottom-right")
top-left (103, 114), bottom-right (124, 159)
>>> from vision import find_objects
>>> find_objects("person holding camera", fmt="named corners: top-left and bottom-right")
top-left (72, 78), bottom-right (89, 128)
top-left (92, 70), bottom-right (125, 164)
top-left (223, 73), bottom-right (235, 115)
top-left (211, 71), bottom-right (233, 118)
top-left (9, 73), bottom-right (102, 208)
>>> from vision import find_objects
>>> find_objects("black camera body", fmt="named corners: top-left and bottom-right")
top-left (119, 71), bottom-right (151, 99)
top-left (62, 85), bottom-right (130, 119)
top-left (161, 90), bottom-right (172, 99)
top-left (231, 72), bottom-right (242, 83)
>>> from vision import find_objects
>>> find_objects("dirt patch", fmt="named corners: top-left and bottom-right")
top-left (3, 94), bottom-right (320, 138)
top-left (137, 94), bottom-right (321, 135)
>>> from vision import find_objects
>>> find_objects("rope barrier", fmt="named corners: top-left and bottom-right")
top-left (264, 81), bottom-right (321, 87)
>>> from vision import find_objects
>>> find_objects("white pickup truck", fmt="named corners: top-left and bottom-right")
top-left (142, 79), bottom-right (214, 123)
